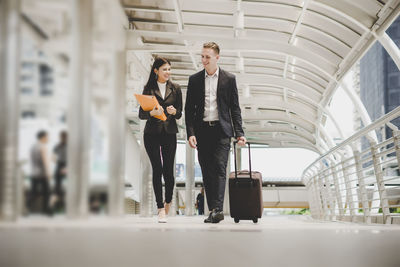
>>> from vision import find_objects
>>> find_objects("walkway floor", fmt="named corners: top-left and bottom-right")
top-left (1, 215), bottom-right (400, 267)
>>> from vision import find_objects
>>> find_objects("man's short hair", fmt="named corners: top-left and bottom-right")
top-left (37, 130), bottom-right (47, 140)
top-left (203, 42), bottom-right (220, 55)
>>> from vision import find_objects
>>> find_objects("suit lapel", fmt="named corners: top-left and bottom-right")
top-left (199, 69), bottom-right (206, 107)
top-left (154, 83), bottom-right (163, 99)
top-left (216, 67), bottom-right (224, 100)
top-left (164, 81), bottom-right (173, 100)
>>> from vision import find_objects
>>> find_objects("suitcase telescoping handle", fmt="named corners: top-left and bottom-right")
top-left (233, 140), bottom-right (252, 179)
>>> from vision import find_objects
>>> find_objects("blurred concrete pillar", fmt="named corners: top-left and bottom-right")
top-left (0, 0), bottom-right (21, 222)
top-left (108, 51), bottom-right (126, 216)
top-left (66, 0), bottom-right (93, 218)
top-left (185, 143), bottom-right (195, 215)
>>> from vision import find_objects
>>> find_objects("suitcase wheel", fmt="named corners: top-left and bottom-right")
top-left (234, 218), bottom-right (240, 223)
top-left (252, 218), bottom-right (258, 223)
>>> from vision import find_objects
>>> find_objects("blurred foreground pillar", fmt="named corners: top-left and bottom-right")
top-left (66, 0), bottom-right (93, 218)
top-left (106, 1), bottom-right (129, 216)
top-left (0, 0), bottom-right (21, 222)
top-left (108, 51), bottom-right (126, 216)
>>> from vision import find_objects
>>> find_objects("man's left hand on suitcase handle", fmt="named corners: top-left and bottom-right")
top-left (236, 136), bottom-right (246, 146)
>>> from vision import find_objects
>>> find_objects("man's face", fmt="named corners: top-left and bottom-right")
top-left (41, 135), bottom-right (49, 144)
top-left (201, 48), bottom-right (219, 72)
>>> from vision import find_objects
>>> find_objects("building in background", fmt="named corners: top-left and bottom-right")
top-left (360, 16), bottom-right (400, 142)
top-left (359, 16), bottom-right (400, 177)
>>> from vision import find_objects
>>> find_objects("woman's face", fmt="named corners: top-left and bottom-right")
top-left (154, 63), bottom-right (171, 83)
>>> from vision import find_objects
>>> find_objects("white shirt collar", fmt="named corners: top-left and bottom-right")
top-left (205, 67), bottom-right (219, 78)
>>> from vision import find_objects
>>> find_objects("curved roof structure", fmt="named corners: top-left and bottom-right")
top-left (16, 0), bottom-right (400, 154)
top-left (124, 0), bottom-right (400, 153)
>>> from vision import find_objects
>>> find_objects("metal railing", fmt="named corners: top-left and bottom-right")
top-left (302, 106), bottom-right (400, 224)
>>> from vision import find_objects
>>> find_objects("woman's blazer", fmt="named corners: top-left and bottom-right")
top-left (139, 80), bottom-right (182, 134)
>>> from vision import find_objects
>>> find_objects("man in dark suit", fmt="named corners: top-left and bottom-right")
top-left (185, 42), bottom-right (246, 223)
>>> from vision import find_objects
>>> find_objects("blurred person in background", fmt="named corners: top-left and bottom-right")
top-left (195, 187), bottom-right (205, 215)
top-left (139, 57), bottom-right (182, 223)
top-left (52, 131), bottom-right (67, 212)
top-left (29, 130), bottom-right (52, 215)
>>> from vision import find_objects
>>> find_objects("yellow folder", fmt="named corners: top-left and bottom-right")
top-left (135, 94), bottom-right (167, 121)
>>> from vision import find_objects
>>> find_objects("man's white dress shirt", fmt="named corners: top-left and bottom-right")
top-left (203, 67), bottom-right (219, 121)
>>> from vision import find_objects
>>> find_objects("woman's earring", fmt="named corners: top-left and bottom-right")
top-left (155, 73), bottom-right (158, 80)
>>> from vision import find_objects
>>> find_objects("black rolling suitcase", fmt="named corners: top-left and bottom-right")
top-left (229, 141), bottom-right (263, 223)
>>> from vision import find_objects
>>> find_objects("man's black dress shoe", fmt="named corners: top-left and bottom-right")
top-left (204, 211), bottom-right (213, 223)
top-left (211, 210), bottom-right (224, 223)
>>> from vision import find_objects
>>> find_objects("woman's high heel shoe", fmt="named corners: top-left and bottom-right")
top-left (158, 208), bottom-right (167, 223)
top-left (164, 202), bottom-right (171, 215)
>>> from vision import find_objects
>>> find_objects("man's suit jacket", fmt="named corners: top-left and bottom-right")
top-left (139, 80), bottom-right (182, 134)
top-left (185, 68), bottom-right (244, 138)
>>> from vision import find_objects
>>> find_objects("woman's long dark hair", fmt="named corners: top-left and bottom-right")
top-left (144, 57), bottom-right (171, 90)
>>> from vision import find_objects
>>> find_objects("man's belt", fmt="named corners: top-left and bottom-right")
top-left (203, 120), bottom-right (219, 127)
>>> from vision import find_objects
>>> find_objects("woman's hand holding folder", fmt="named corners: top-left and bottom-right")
top-left (135, 94), bottom-right (167, 121)
top-left (150, 105), bottom-right (164, 117)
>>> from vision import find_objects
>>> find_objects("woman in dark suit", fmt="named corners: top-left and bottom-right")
top-left (139, 57), bottom-right (182, 223)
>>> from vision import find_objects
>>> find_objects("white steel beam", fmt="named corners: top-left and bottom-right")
top-left (247, 134), bottom-right (317, 150)
top-left (240, 98), bottom-right (317, 120)
top-left (243, 125), bottom-right (316, 144)
top-left (282, 55), bottom-right (289, 79)
top-left (172, 0), bottom-right (184, 33)
top-left (124, 6), bottom-right (173, 13)
top-left (129, 5), bottom-right (353, 51)
top-left (126, 30), bottom-right (338, 75)
top-left (128, 45), bottom-right (335, 81)
top-left (242, 111), bottom-right (315, 133)
top-left (378, 32), bottom-right (400, 72)
top-left (183, 40), bottom-right (199, 71)
top-left (316, 0), bottom-right (400, 109)
top-left (243, 112), bottom-right (317, 131)
top-left (289, 0), bottom-right (310, 45)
